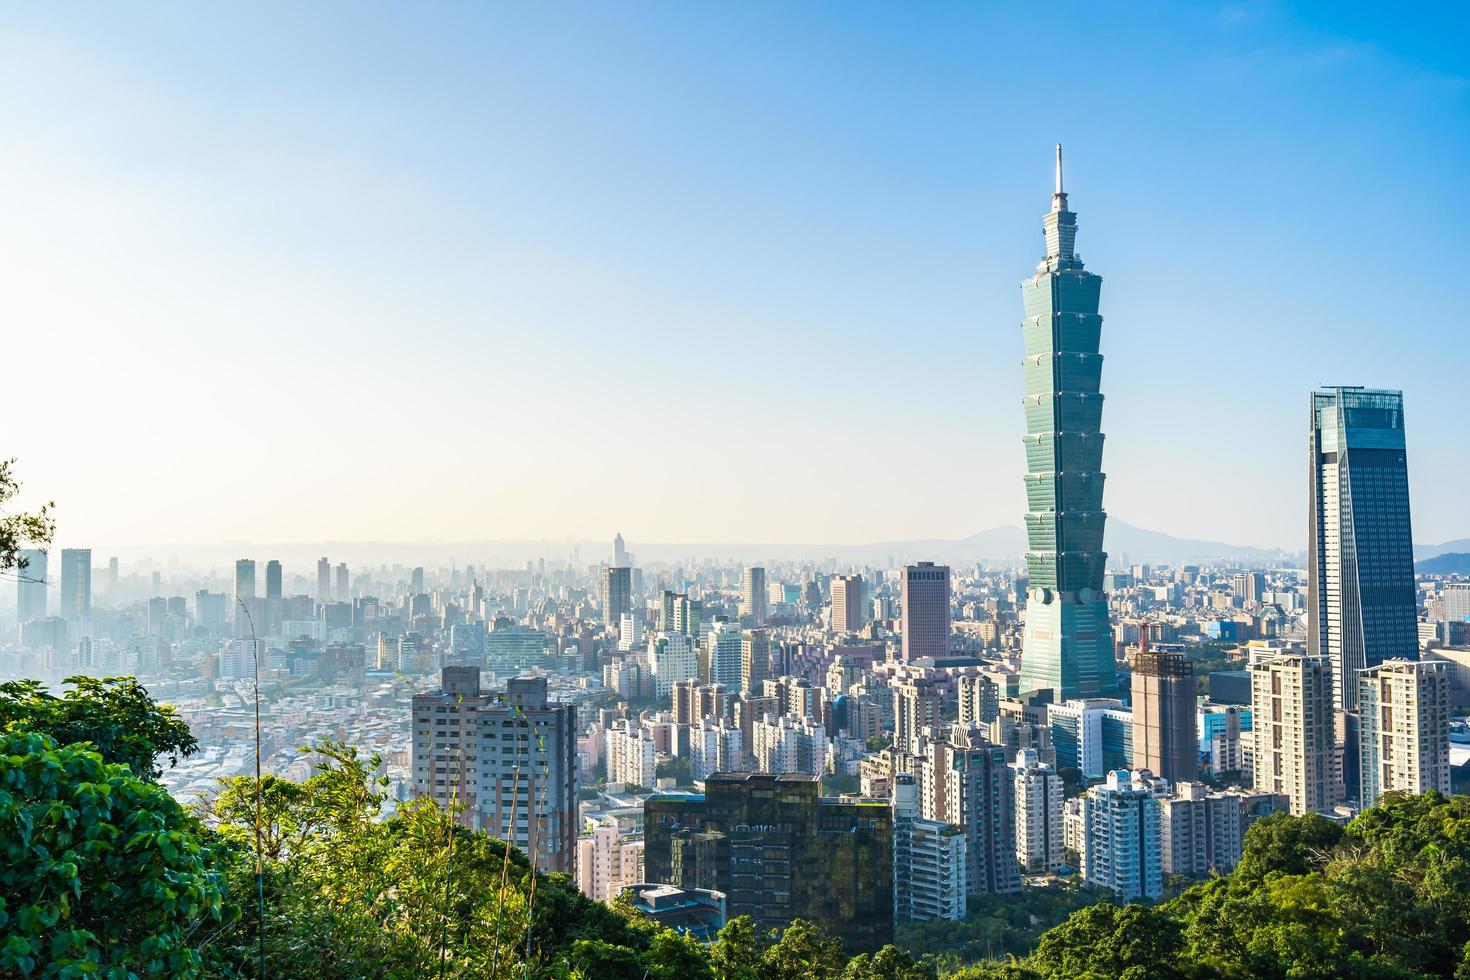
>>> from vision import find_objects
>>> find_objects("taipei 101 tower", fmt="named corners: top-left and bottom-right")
top-left (1017, 146), bottom-right (1118, 700)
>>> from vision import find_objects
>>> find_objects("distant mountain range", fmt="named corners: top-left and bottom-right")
top-left (110, 523), bottom-right (1470, 572)
top-left (1416, 552), bottom-right (1470, 575)
top-left (1416, 540), bottom-right (1470, 562)
top-left (587, 519), bottom-right (1294, 567)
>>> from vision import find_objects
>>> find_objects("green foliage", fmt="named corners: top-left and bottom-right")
top-left (0, 732), bottom-right (224, 977)
top-left (983, 792), bottom-right (1470, 980)
top-left (1029, 904), bottom-right (1186, 980)
top-left (1231, 809), bottom-right (1344, 882)
top-left (0, 675), bottom-right (199, 780)
top-left (0, 459), bottom-right (54, 575)
top-left (656, 754), bottom-right (693, 785)
top-left (897, 884), bottom-right (1095, 970)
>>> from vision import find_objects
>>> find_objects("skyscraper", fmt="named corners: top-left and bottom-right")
top-left (602, 566), bottom-right (632, 633)
top-left (1131, 646), bottom-right (1197, 785)
top-left (1358, 659), bottom-right (1450, 807)
top-left (234, 559), bottom-right (256, 602)
top-left (1017, 146), bottom-right (1116, 700)
top-left (335, 562), bottom-right (349, 601)
top-left (264, 560), bottom-right (283, 600)
top-left (613, 532), bottom-right (628, 567)
top-left (59, 548), bottom-right (91, 623)
top-left (900, 562), bottom-right (950, 661)
top-left (316, 557), bottom-right (331, 604)
top-left (1308, 387), bottom-right (1418, 708)
top-left (740, 567), bottom-right (768, 625)
top-left (831, 573), bottom-right (864, 634)
top-left (16, 548), bottom-right (47, 625)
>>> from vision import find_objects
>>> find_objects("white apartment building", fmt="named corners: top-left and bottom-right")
top-left (1250, 653), bottom-right (1336, 814)
top-left (1358, 659), bottom-right (1451, 807)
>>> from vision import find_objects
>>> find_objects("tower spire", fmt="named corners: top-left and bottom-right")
top-left (1042, 144), bottom-right (1076, 262)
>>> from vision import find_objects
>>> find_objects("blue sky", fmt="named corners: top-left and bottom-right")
top-left (3, 2), bottom-right (1467, 552)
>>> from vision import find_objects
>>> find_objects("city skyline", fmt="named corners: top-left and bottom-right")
top-left (5, 4), bottom-right (1468, 551)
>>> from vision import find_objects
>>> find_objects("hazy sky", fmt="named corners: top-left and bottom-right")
top-left (4, 2), bottom-right (1467, 554)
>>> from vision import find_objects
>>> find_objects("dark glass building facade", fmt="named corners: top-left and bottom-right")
top-left (644, 772), bottom-right (893, 953)
top-left (1307, 387), bottom-right (1417, 708)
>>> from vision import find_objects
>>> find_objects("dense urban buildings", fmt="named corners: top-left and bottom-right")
top-left (1017, 146), bottom-right (1117, 701)
top-left (1308, 387), bottom-right (1418, 707)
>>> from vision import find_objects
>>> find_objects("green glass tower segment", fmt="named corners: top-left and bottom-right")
top-left (1017, 146), bottom-right (1117, 700)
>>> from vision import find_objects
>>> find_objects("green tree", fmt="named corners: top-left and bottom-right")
top-left (0, 732), bottom-right (224, 977)
top-left (760, 918), bottom-right (847, 980)
top-left (1233, 811), bottom-right (1344, 882)
top-left (0, 459), bottom-right (54, 575)
top-left (710, 915), bottom-right (766, 980)
top-left (0, 675), bottom-right (198, 780)
top-left (1029, 903), bottom-right (1187, 980)
top-left (839, 944), bottom-right (936, 980)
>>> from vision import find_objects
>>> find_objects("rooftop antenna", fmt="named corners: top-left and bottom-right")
top-left (1055, 142), bottom-right (1064, 196)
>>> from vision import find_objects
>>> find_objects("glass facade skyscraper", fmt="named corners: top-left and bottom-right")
top-left (1017, 147), bottom-right (1116, 699)
top-left (1307, 387), bottom-right (1417, 708)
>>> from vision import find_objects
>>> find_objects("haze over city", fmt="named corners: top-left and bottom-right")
top-left (5, 2), bottom-right (1467, 554)
top-left (5, 5), bottom-right (1470, 979)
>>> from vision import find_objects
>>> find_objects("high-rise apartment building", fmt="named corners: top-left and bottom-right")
top-left (1012, 748), bottom-right (1064, 874)
top-left (264, 560), bottom-right (282, 599)
top-left (705, 618), bottom-right (743, 691)
top-left (1250, 654), bottom-right (1336, 815)
top-left (1131, 647), bottom-right (1197, 785)
top-left (602, 566), bottom-right (632, 634)
top-left (1358, 659), bottom-right (1450, 807)
top-left (1308, 387), bottom-right (1417, 708)
top-left (59, 549), bottom-right (91, 623)
top-left (893, 774), bottom-right (967, 922)
top-left (645, 772), bottom-right (893, 953)
top-left (831, 574), bottom-right (864, 633)
top-left (411, 668), bottom-right (577, 874)
top-left (1017, 147), bottom-right (1116, 701)
top-left (1157, 782), bottom-right (1288, 878)
top-left (916, 729), bottom-right (1021, 896)
top-left (741, 627), bottom-right (769, 696)
top-left (648, 632), bottom-right (698, 698)
top-left (740, 567), bottom-right (768, 626)
top-left (605, 720), bottom-right (657, 788)
top-left (16, 549), bottom-right (47, 624)
top-left (1082, 769), bottom-right (1163, 901)
top-left (894, 678), bottom-right (942, 753)
top-left (900, 562), bottom-right (951, 661)
top-left (316, 557), bottom-right (331, 605)
top-left (576, 822), bottom-right (644, 905)
top-left (958, 674), bottom-right (1000, 727)
top-left (335, 562), bottom-right (348, 601)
